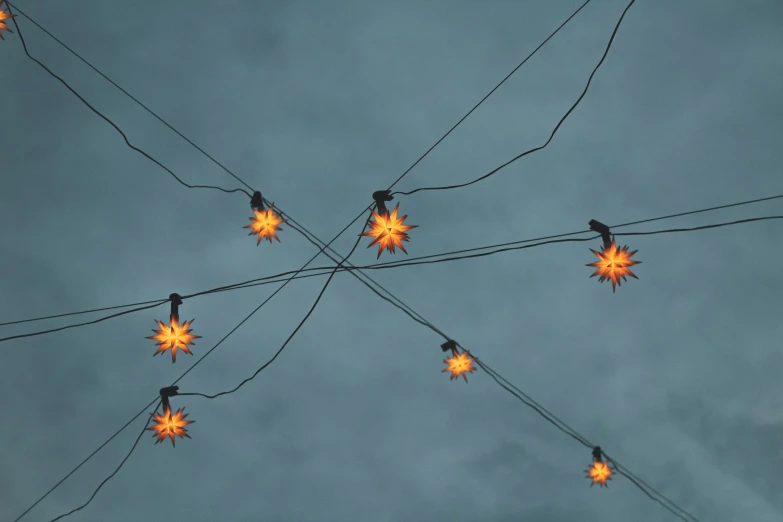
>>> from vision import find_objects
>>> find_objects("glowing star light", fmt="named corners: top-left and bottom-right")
top-left (147, 317), bottom-right (201, 363)
top-left (586, 238), bottom-right (641, 292)
top-left (0, 1), bottom-right (15, 40)
top-left (361, 203), bottom-right (417, 259)
top-left (148, 407), bottom-right (194, 447)
top-left (443, 350), bottom-right (476, 383)
top-left (244, 204), bottom-right (284, 245)
top-left (585, 460), bottom-right (613, 487)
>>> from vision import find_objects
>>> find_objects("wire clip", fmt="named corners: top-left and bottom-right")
top-left (250, 191), bottom-right (265, 210)
top-left (159, 385), bottom-right (180, 411)
top-left (372, 190), bottom-right (394, 217)
top-left (169, 293), bottom-right (183, 321)
top-left (440, 339), bottom-right (458, 355)
top-left (588, 219), bottom-right (613, 249)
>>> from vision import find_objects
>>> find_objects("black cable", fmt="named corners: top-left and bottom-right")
top-left (392, 0), bottom-right (637, 197)
top-left (6, 213), bottom-right (783, 344)
top-left (614, 216), bottom-right (783, 237)
top-left (11, 397), bottom-right (159, 522)
top-left (4, 2), bottom-right (251, 199)
top-left (2, 0), bottom-right (599, 356)
top-left (4, 1), bottom-right (255, 195)
top-left (5, 0), bottom-right (594, 216)
top-left (171, 214), bottom-right (371, 390)
top-left (4, 2), bottom-right (712, 516)
top-left (603, 456), bottom-right (699, 522)
top-left (383, 0), bottom-right (593, 192)
top-left (10, 215), bottom-right (372, 522)
top-left (179, 215), bottom-right (372, 401)
top-left (470, 357), bottom-right (698, 521)
top-left (0, 298), bottom-right (167, 327)
top-left (0, 301), bottom-right (167, 344)
top-left (45, 402), bottom-right (162, 522)
top-left (609, 193), bottom-right (783, 229)
top-left (22, 219), bottom-right (373, 522)
top-left (470, 355), bottom-right (593, 448)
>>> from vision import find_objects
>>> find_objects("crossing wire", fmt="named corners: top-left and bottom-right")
top-left (3, 210), bottom-right (782, 341)
top-left (7, 1), bottom-right (699, 520)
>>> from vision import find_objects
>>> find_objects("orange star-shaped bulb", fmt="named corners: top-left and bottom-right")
top-left (244, 204), bottom-right (284, 245)
top-left (361, 203), bottom-right (417, 259)
top-left (586, 238), bottom-right (641, 292)
top-left (443, 350), bottom-right (476, 383)
top-left (148, 407), bottom-right (194, 447)
top-left (0, 1), bottom-right (15, 40)
top-left (585, 460), bottom-right (613, 487)
top-left (146, 316), bottom-right (201, 363)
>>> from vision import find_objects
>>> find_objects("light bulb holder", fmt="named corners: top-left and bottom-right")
top-left (372, 190), bottom-right (394, 217)
top-left (168, 293), bottom-right (183, 321)
top-left (591, 446), bottom-right (603, 462)
top-left (159, 385), bottom-right (180, 411)
top-left (440, 339), bottom-right (458, 354)
top-left (250, 191), bottom-right (265, 211)
top-left (588, 219), bottom-right (613, 249)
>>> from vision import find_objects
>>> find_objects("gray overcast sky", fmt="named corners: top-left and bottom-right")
top-left (1, 0), bottom-right (782, 521)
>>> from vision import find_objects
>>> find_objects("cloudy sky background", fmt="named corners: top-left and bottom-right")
top-left (1, 0), bottom-right (782, 520)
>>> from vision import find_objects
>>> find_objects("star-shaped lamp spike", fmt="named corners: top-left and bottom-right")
top-left (442, 342), bottom-right (476, 383)
top-left (244, 191), bottom-right (284, 245)
top-left (361, 202), bottom-right (417, 259)
top-left (585, 446), bottom-right (613, 487)
top-left (0, 1), bottom-right (15, 40)
top-left (148, 406), bottom-right (194, 447)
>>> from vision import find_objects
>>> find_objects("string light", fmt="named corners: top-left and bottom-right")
top-left (146, 293), bottom-right (201, 363)
top-left (245, 191), bottom-right (285, 245)
top-left (441, 340), bottom-right (476, 383)
top-left (586, 220), bottom-right (641, 292)
top-left (361, 190), bottom-right (418, 259)
top-left (585, 446), bottom-right (614, 487)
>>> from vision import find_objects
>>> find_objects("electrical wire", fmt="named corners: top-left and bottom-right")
top-left (4, 1), bottom-right (710, 518)
top-left (10, 397), bottom-right (160, 522)
top-left (2, 0), bottom-right (603, 360)
top-left (4, 0), bottom-right (594, 213)
top-left (0, 301), bottom-right (168, 344)
top-left (46, 402), bottom-right (162, 522)
top-left (392, 0), bottom-right (637, 197)
top-left (473, 353), bottom-right (698, 522)
top-left (5, 211), bottom-right (783, 344)
top-left (9, 213), bottom-right (369, 522)
top-left (178, 217), bottom-right (372, 401)
top-left (4, 2), bottom-right (251, 200)
top-left (3, 1), bottom-right (255, 195)
top-left (169, 215), bottom-right (726, 520)
top-left (0, 298), bottom-right (167, 327)
top-left (18, 215), bottom-right (373, 522)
